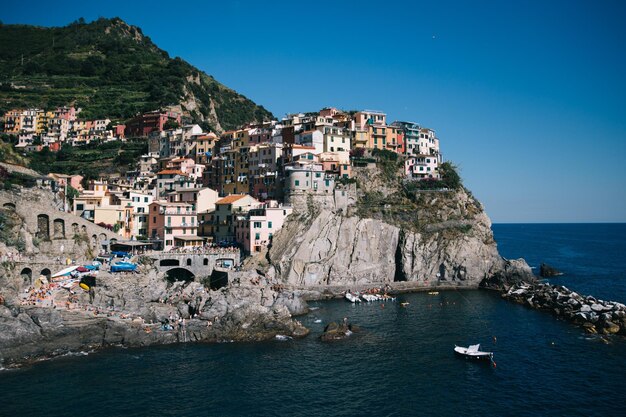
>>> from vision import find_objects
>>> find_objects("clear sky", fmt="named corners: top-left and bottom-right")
top-left (2, 0), bottom-right (626, 223)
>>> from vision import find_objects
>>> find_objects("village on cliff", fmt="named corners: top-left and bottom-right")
top-left (2, 106), bottom-right (443, 255)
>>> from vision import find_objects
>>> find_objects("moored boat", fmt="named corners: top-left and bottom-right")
top-left (344, 292), bottom-right (361, 303)
top-left (454, 344), bottom-right (494, 362)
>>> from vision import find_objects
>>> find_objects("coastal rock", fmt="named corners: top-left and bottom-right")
top-left (320, 321), bottom-right (359, 342)
top-left (583, 322), bottom-right (597, 334)
top-left (269, 188), bottom-right (534, 289)
top-left (602, 321), bottom-right (620, 335)
top-left (591, 303), bottom-right (607, 312)
top-left (540, 263), bottom-right (563, 277)
top-left (0, 272), bottom-right (311, 367)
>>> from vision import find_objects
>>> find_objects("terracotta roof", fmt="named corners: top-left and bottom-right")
top-left (157, 169), bottom-right (186, 176)
top-left (216, 194), bottom-right (248, 205)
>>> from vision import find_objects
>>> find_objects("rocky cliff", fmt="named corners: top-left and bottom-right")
top-left (267, 164), bottom-right (533, 290)
top-left (0, 266), bottom-right (308, 368)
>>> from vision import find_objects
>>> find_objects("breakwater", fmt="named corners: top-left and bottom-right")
top-left (502, 281), bottom-right (626, 335)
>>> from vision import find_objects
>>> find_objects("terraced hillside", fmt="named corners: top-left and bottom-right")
top-left (0, 18), bottom-right (273, 132)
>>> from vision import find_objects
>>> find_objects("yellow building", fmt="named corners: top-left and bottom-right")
top-left (3, 110), bottom-right (23, 134)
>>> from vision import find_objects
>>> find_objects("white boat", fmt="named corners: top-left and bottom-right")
top-left (275, 334), bottom-right (293, 341)
top-left (345, 292), bottom-right (361, 303)
top-left (454, 344), bottom-right (494, 362)
top-left (361, 294), bottom-right (378, 302)
top-left (51, 265), bottom-right (78, 279)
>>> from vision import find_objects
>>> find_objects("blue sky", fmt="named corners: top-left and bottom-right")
top-left (3, 0), bottom-right (626, 222)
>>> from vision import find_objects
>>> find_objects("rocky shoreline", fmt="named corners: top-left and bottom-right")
top-left (501, 281), bottom-right (626, 335)
top-left (0, 269), bottom-right (311, 369)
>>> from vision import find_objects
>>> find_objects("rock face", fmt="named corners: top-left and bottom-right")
top-left (268, 188), bottom-right (534, 289)
top-left (268, 210), bottom-right (400, 286)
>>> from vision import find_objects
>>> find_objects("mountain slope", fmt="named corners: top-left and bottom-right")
top-left (0, 17), bottom-right (273, 132)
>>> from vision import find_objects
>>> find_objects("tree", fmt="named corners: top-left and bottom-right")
top-left (163, 120), bottom-right (180, 130)
top-left (66, 185), bottom-right (80, 205)
top-left (440, 162), bottom-right (462, 189)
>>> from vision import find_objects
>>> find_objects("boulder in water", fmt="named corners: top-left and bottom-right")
top-left (320, 320), bottom-right (360, 342)
top-left (539, 263), bottom-right (563, 278)
top-left (602, 321), bottom-right (620, 335)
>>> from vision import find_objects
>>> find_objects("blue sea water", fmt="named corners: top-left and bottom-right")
top-left (1, 224), bottom-right (625, 417)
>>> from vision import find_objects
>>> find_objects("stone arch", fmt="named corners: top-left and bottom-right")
top-left (203, 258), bottom-right (209, 266)
top-left (186, 258), bottom-right (192, 266)
top-left (160, 259), bottom-right (180, 267)
top-left (72, 223), bottom-right (79, 235)
top-left (53, 218), bottom-right (65, 239)
top-left (92, 234), bottom-right (98, 247)
top-left (3, 202), bottom-right (15, 210)
top-left (99, 233), bottom-right (107, 242)
top-left (37, 214), bottom-right (50, 240)
top-left (40, 268), bottom-right (51, 280)
top-left (20, 267), bottom-right (32, 283)
top-left (81, 225), bottom-right (87, 235)
top-left (165, 268), bottom-right (195, 283)
top-left (110, 238), bottom-right (117, 246)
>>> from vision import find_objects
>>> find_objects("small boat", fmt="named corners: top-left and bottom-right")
top-left (345, 292), bottom-right (361, 303)
top-left (361, 294), bottom-right (378, 302)
top-left (110, 262), bottom-right (137, 273)
top-left (454, 344), bottom-right (494, 361)
top-left (428, 291), bottom-right (439, 295)
top-left (275, 334), bottom-right (293, 341)
top-left (400, 302), bottom-right (410, 307)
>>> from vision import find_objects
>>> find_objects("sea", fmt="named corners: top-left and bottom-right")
top-left (1, 223), bottom-right (625, 417)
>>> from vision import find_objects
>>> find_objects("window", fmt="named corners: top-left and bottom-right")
top-left (77, 204), bottom-right (84, 211)
top-left (295, 180), bottom-right (300, 186)
top-left (153, 216), bottom-right (156, 223)
top-left (255, 233), bottom-right (260, 240)
top-left (268, 221), bottom-right (273, 228)
top-left (315, 173), bottom-right (321, 178)
top-left (254, 221), bottom-right (262, 228)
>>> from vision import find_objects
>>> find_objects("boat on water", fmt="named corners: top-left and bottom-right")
top-left (345, 292), bottom-right (361, 303)
top-left (454, 344), bottom-right (494, 362)
top-left (361, 294), bottom-right (382, 302)
top-left (428, 291), bottom-right (439, 295)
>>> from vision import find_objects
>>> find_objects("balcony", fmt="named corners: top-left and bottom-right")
top-left (160, 210), bottom-right (197, 216)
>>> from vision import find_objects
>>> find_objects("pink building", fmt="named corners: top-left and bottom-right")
top-left (148, 201), bottom-right (199, 250)
top-left (235, 201), bottom-right (292, 254)
top-left (48, 173), bottom-right (84, 190)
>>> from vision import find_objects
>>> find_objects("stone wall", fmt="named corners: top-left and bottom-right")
top-left (0, 188), bottom-right (119, 259)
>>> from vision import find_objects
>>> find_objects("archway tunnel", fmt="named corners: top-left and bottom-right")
top-left (40, 268), bottom-right (51, 280)
top-left (166, 267), bottom-right (195, 283)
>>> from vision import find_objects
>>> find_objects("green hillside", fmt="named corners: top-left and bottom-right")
top-left (0, 17), bottom-right (273, 131)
